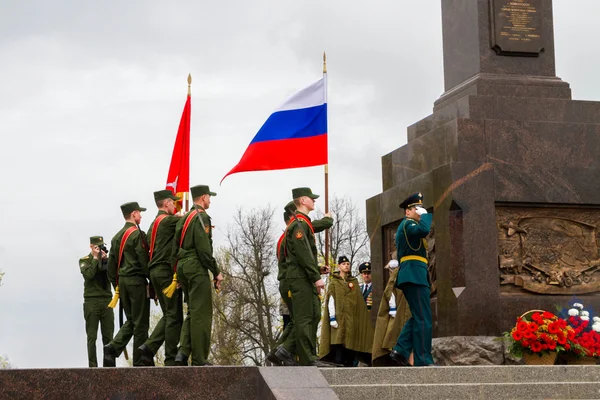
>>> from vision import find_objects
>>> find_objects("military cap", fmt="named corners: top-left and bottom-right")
top-left (90, 236), bottom-right (104, 246)
top-left (191, 185), bottom-right (217, 198)
top-left (120, 202), bottom-right (146, 216)
top-left (338, 255), bottom-right (350, 264)
top-left (292, 187), bottom-right (319, 200)
top-left (359, 262), bottom-right (372, 274)
top-left (399, 192), bottom-right (423, 209)
top-left (154, 189), bottom-right (180, 202)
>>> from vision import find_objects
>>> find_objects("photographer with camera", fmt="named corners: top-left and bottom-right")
top-left (79, 236), bottom-right (114, 367)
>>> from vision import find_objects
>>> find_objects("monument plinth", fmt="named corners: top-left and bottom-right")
top-left (367, 0), bottom-right (600, 337)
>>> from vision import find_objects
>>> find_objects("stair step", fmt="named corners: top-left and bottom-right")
top-left (331, 382), bottom-right (600, 400)
top-left (321, 365), bottom-right (600, 385)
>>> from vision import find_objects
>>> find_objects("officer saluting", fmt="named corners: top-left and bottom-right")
top-left (389, 193), bottom-right (434, 367)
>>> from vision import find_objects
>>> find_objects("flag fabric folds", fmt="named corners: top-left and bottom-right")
top-left (221, 76), bottom-right (328, 183)
top-left (166, 95), bottom-right (191, 210)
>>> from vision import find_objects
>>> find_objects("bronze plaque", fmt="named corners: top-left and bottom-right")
top-left (497, 206), bottom-right (600, 295)
top-left (490, 0), bottom-right (544, 56)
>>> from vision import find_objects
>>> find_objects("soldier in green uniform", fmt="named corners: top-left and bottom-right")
top-left (173, 185), bottom-right (223, 366)
top-left (137, 190), bottom-right (183, 366)
top-left (389, 193), bottom-right (434, 367)
top-left (104, 202), bottom-right (150, 367)
top-left (79, 236), bottom-right (114, 367)
top-left (275, 187), bottom-right (332, 367)
top-left (319, 256), bottom-right (374, 367)
top-left (269, 201), bottom-right (333, 366)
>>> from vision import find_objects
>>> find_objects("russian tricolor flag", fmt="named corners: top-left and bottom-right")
top-left (221, 76), bottom-right (328, 183)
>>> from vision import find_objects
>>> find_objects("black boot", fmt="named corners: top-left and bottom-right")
top-left (103, 344), bottom-right (117, 368)
top-left (137, 344), bottom-right (155, 367)
top-left (266, 349), bottom-right (282, 366)
top-left (174, 351), bottom-right (189, 366)
top-left (274, 346), bottom-right (298, 366)
top-left (389, 350), bottom-right (410, 367)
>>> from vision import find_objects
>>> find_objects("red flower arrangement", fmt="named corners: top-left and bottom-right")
top-left (504, 311), bottom-right (577, 358)
top-left (563, 305), bottom-right (600, 358)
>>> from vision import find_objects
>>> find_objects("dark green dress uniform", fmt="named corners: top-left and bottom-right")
top-left (80, 236), bottom-right (114, 367)
top-left (276, 202), bottom-right (333, 351)
top-left (281, 187), bottom-right (327, 366)
top-left (174, 185), bottom-right (220, 366)
top-left (392, 193), bottom-right (434, 366)
top-left (106, 202), bottom-right (150, 367)
top-left (140, 190), bottom-right (183, 366)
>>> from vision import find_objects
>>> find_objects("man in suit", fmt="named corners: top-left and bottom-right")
top-left (358, 261), bottom-right (373, 311)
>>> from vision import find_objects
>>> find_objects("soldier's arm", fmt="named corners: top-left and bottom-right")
top-left (80, 258), bottom-right (98, 280)
top-left (404, 214), bottom-right (432, 238)
top-left (312, 216), bottom-right (334, 233)
top-left (288, 221), bottom-right (321, 282)
top-left (107, 240), bottom-right (118, 288)
top-left (135, 231), bottom-right (150, 278)
top-left (193, 216), bottom-right (220, 276)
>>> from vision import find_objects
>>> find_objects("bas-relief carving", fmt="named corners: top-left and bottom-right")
top-left (497, 207), bottom-right (600, 294)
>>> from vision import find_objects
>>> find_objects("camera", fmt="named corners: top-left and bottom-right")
top-left (99, 244), bottom-right (109, 254)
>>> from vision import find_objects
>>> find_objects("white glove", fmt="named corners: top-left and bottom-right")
top-left (389, 310), bottom-right (396, 318)
top-left (415, 206), bottom-right (428, 215)
top-left (330, 318), bottom-right (339, 328)
top-left (388, 260), bottom-right (399, 269)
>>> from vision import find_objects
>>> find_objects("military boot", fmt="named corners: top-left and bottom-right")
top-left (136, 344), bottom-right (155, 367)
top-left (174, 351), bottom-right (189, 366)
top-left (103, 344), bottom-right (117, 368)
top-left (274, 346), bottom-right (298, 366)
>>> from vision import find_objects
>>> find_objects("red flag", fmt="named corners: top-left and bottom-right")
top-left (166, 95), bottom-right (191, 210)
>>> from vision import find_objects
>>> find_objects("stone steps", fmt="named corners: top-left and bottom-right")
top-left (321, 366), bottom-right (600, 400)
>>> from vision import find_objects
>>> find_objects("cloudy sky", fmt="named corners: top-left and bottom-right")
top-left (0, 1), bottom-right (598, 368)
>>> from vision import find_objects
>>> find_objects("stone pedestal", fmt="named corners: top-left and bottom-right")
top-left (367, 0), bottom-right (600, 337)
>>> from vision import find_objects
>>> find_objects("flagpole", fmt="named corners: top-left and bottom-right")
top-left (323, 52), bottom-right (330, 267)
top-left (185, 73), bottom-right (192, 213)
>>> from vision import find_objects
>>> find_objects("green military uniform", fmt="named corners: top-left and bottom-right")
top-left (319, 266), bottom-right (374, 366)
top-left (174, 185), bottom-right (220, 366)
top-left (80, 236), bottom-right (114, 367)
top-left (140, 190), bottom-right (183, 366)
top-left (276, 202), bottom-right (333, 351)
top-left (281, 188), bottom-right (326, 366)
top-left (372, 266), bottom-right (412, 366)
top-left (392, 193), bottom-right (434, 366)
top-left (106, 202), bottom-right (150, 367)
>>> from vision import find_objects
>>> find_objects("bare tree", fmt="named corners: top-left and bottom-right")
top-left (314, 195), bottom-right (370, 273)
top-left (212, 206), bottom-right (280, 365)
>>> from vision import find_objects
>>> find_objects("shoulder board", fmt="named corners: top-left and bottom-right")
top-left (81, 255), bottom-right (90, 260)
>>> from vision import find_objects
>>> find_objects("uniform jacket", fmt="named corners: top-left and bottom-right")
top-left (107, 222), bottom-right (150, 286)
top-left (173, 206), bottom-right (220, 277)
top-left (79, 253), bottom-right (112, 300)
top-left (395, 213), bottom-right (432, 287)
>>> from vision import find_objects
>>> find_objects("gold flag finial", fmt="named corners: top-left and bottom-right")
top-left (187, 73), bottom-right (192, 96)
top-left (323, 52), bottom-right (327, 74)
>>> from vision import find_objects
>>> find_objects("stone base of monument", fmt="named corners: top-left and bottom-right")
top-left (321, 365), bottom-right (600, 400)
top-left (0, 366), bottom-right (338, 400)
top-left (432, 336), bottom-right (522, 366)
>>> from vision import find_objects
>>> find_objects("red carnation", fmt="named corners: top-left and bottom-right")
top-left (565, 343), bottom-right (571, 350)
top-left (517, 321), bottom-right (528, 332)
top-left (548, 342), bottom-right (557, 350)
top-left (531, 342), bottom-right (543, 353)
top-left (532, 312), bottom-right (542, 323)
top-left (524, 331), bottom-right (536, 340)
top-left (543, 311), bottom-right (554, 319)
top-left (548, 322), bottom-right (559, 334)
top-left (512, 330), bottom-right (524, 341)
top-left (568, 330), bottom-right (576, 340)
top-left (528, 322), bottom-right (539, 332)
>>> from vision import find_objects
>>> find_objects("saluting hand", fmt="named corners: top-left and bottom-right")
top-left (324, 212), bottom-right (332, 218)
top-left (415, 206), bottom-right (428, 215)
top-left (320, 265), bottom-right (330, 275)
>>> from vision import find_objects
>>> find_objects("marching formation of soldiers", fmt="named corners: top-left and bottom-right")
top-left (80, 187), bottom-right (434, 368)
